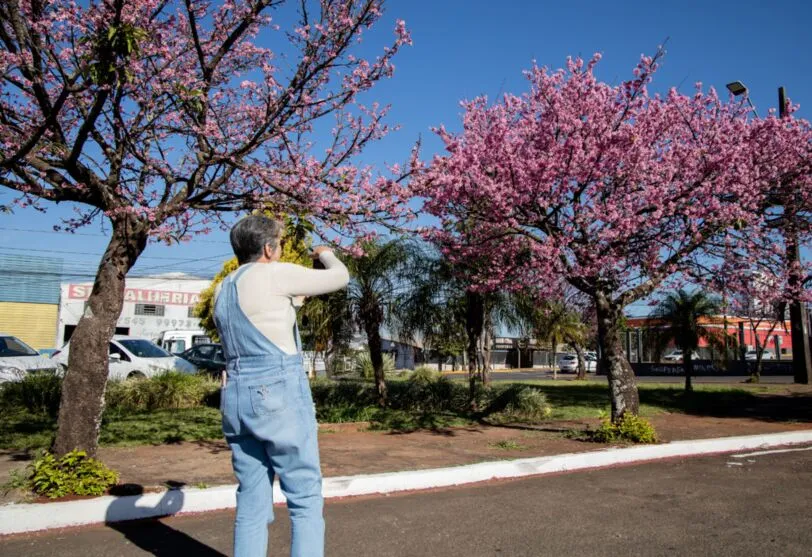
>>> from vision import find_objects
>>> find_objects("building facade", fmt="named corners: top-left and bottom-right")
top-left (57, 274), bottom-right (212, 347)
top-left (0, 254), bottom-right (62, 349)
top-left (624, 314), bottom-right (795, 361)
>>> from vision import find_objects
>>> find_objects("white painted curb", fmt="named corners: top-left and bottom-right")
top-left (2, 429), bottom-right (811, 536)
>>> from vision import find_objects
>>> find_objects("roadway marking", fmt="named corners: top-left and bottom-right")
top-left (730, 446), bottom-right (812, 459)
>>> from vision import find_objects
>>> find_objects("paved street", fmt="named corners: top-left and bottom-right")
top-left (3, 445), bottom-right (811, 556)
top-left (444, 370), bottom-right (795, 384)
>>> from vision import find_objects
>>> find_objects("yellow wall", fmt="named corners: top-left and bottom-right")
top-left (0, 302), bottom-right (58, 349)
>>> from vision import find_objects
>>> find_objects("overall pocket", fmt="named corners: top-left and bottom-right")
top-left (248, 377), bottom-right (288, 416)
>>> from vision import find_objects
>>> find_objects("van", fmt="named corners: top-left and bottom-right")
top-left (156, 330), bottom-right (211, 355)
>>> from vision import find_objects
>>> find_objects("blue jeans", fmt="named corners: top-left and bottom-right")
top-left (222, 365), bottom-right (324, 557)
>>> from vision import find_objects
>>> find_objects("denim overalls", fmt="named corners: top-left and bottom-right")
top-left (214, 263), bottom-right (324, 557)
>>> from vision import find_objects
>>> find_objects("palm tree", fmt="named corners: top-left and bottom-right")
top-left (344, 238), bottom-right (421, 406)
top-left (298, 289), bottom-right (354, 378)
top-left (652, 289), bottom-right (724, 392)
top-left (396, 248), bottom-right (525, 408)
top-left (532, 302), bottom-right (588, 380)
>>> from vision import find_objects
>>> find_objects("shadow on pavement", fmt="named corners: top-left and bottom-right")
top-left (105, 482), bottom-right (227, 557)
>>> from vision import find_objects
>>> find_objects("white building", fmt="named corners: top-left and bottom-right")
top-left (57, 273), bottom-right (212, 347)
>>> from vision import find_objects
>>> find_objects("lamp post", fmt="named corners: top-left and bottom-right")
top-left (726, 81), bottom-right (760, 117)
top-left (727, 81), bottom-right (812, 383)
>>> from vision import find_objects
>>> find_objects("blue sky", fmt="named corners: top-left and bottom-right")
top-left (1, 0), bottom-right (810, 312)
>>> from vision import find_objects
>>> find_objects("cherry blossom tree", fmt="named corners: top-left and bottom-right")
top-left (411, 51), bottom-right (811, 421)
top-left (0, 0), bottom-right (411, 455)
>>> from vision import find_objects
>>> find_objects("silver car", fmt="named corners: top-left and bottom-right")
top-left (0, 333), bottom-right (59, 382)
top-left (53, 335), bottom-right (198, 380)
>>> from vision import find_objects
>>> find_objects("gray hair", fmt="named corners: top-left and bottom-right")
top-left (229, 215), bottom-right (283, 265)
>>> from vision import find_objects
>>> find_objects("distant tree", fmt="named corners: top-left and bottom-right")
top-left (652, 290), bottom-right (725, 392)
top-left (344, 238), bottom-right (421, 406)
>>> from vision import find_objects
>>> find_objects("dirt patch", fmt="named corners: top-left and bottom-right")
top-left (2, 407), bottom-right (810, 505)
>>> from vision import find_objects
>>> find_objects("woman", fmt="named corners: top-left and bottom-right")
top-left (213, 215), bottom-right (349, 557)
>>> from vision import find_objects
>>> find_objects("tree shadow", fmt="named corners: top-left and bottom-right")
top-left (499, 382), bottom-right (812, 423)
top-left (105, 482), bottom-right (226, 557)
top-left (192, 438), bottom-right (231, 454)
top-left (639, 388), bottom-right (812, 422)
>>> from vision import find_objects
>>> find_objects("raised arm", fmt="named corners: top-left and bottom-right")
top-left (274, 251), bottom-right (350, 297)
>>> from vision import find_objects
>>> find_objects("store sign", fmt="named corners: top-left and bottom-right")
top-left (67, 284), bottom-right (201, 306)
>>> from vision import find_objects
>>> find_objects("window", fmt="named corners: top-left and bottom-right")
top-left (118, 339), bottom-right (171, 358)
top-left (135, 304), bottom-right (165, 316)
top-left (196, 345), bottom-right (216, 359)
top-left (0, 336), bottom-right (39, 357)
top-left (109, 342), bottom-right (131, 362)
top-left (167, 339), bottom-right (186, 353)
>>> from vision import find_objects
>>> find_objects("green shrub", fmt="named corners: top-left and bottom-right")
top-left (591, 414), bottom-right (658, 444)
top-left (0, 372), bottom-right (63, 417)
top-left (500, 387), bottom-right (552, 423)
top-left (353, 351), bottom-right (395, 380)
top-left (26, 450), bottom-right (119, 499)
top-left (105, 372), bottom-right (219, 413)
top-left (408, 366), bottom-right (442, 384)
top-left (489, 439), bottom-right (527, 451)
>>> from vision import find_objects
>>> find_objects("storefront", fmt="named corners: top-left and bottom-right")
top-left (57, 274), bottom-right (212, 347)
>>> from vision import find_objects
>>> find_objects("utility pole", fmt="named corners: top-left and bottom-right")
top-left (779, 87), bottom-right (812, 384)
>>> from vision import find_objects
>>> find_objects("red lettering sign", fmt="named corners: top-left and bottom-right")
top-left (66, 285), bottom-right (202, 306)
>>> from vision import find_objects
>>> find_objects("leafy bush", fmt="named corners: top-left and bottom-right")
top-left (0, 372), bottom-right (63, 417)
top-left (26, 450), bottom-right (119, 499)
top-left (591, 414), bottom-right (658, 444)
top-left (106, 372), bottom-right (220, 413)
top-left (408, 365), bottom-right (442, 384)
top-left (500, 387), bottom-right (552, 423)
top-left (353, 351), bottom-right (395, 380)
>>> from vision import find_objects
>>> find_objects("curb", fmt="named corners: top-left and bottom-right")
top-left (2, 429), bottom-right (812, 535)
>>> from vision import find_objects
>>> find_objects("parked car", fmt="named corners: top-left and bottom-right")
top-left (662, 349), bottom-right (700, 362)
top-left (557, 354), bottom-right (596, 373)
top-left (52, 335), bottom-right (197, 380)
top-left (178, 343), bottom-right (225, 376)
top-left (156, 329), bottom-right (212, 355)
top-left (0, 333), bottom-right (59, 382)
top-left (745, 349), bottom-right (775, 361)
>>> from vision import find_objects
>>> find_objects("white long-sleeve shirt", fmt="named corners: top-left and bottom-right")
top-left (215, 252), bottom-right (350, 354)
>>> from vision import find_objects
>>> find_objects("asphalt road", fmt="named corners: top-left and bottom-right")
top-left (3, 446), bottom-right (812, 556)
top-left (443, 370), bottom-right (795, 384)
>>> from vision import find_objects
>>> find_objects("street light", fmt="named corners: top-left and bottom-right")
top-left (727, 78), bottom-right (811, 383)
top-left (726, 80), bottom-right (759, 117)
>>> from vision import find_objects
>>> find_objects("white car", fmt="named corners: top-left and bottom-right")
top-left (662, 349), bottom-right (699, 362)
top-left (745, 349), bottom-right (774, 361)
top-left (0, 333), bottom-right (59, 382)
top-left (557, 354), bottom-right (596, 373)
top-left (53, 335), bottom-right (197, 380)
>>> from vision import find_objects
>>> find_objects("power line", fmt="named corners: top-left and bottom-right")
top-left (0, 226), bottom-right (230, 244)
top-left (0, 245), bottom-right (231, 261)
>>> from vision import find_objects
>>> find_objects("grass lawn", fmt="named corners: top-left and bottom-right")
top-left (0, 408), bottom-right (224, 451)
top-left (1, 381), bottom-right (808, 452)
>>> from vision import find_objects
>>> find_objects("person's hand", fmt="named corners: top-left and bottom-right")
top-left (311, 245), bottom-right (332, 258)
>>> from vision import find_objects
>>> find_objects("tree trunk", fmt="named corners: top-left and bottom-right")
top-left (573, 344), bottom-right (587, 380)
top-left (683, 351), bottom-right (694, 393)
top-left (363, 318), bottom-right (387, 406)
top-left (465, 291), bottom-right (485, 410)
top-left (594, 293), bottom-right (640, 422)
top-left (53, 216), bottom-right (148, 456)
top-left (480, 323), bottom-right (492, 386)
